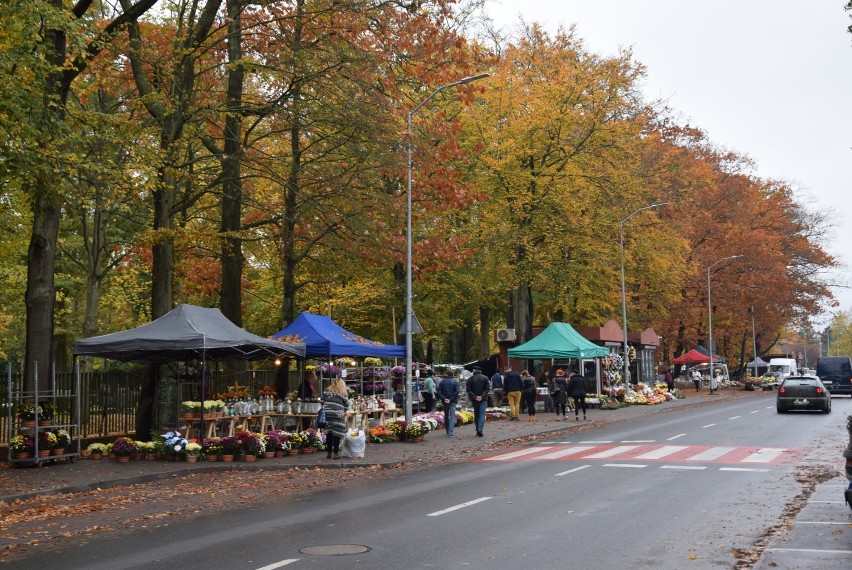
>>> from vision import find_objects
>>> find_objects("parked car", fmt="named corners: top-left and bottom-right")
top-left (815, 356), bottom-right (852, 396)
top-left (776, 375), bottom-right (831, 414)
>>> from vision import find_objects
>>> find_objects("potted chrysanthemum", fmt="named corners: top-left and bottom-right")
top-left (184, 441), bottom-right (203, 462)
top-left (10, 434), bottom-right (35, 459)
top-left (111, 437), bottom-right (137, 462)
top-left (86, 442), bottom-right (108, 460)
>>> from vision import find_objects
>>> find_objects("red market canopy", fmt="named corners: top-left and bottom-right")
top-left (672, 349), bottom-right (711, 365)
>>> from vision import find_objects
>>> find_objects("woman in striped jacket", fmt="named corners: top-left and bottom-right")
top-left (321, 378), bottom-right (349, 460)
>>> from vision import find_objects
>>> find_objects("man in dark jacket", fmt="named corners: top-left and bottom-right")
top-left (568, 367), bottom-right (588, 422)
top-left (490, 369), bottom-right (504, 408)
top-left (502, 367), bottom-right (523, 421)
top-left (437, 369), bottom-right (460, 436)
top-left (466, 366), bottom-right (490, 437)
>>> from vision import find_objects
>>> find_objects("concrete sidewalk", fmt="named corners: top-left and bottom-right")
top-left (0, 388), bottom-right (764, 503)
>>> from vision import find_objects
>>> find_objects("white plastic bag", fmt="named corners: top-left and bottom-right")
top-left (342, 429), bottom-right (366, 458)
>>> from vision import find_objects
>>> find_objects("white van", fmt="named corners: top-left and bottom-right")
top-left (766, 358), bottom-right (798, 387)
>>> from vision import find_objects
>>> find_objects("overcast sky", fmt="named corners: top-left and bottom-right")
top-left (484, 0), bottom-right (852, 323)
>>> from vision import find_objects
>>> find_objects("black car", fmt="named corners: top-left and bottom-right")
top-left (776, 375), bottom-right (831, 414)
top-left (815, 356), bottom-right (852, 396)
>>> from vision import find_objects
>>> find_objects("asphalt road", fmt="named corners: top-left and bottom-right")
top-left (11, 393), bottom-right (852, 569)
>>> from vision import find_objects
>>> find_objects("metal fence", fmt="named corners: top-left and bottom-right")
top-left (2, 367), bottom-right (292, 446)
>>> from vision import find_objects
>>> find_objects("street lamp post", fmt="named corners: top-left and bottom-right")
top-left (707, 255), bottom-right (743, 391)
top-left (405, 73), bottom-right (489, 422)
top-left (619, 202), bottom-right (667, 392)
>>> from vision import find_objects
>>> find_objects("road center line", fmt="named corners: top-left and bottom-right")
top-left (256, 560), bottom-right (299, 570)
top-left (580, 440), bottom-right (613, 444)
top-left (660, 465), bottom-right (706, 470)
top-left (750, 410), bottom-right (760, 414)
top-left (729, 415), bottom-right (741, 420)
top-left (719, 467), bottom-right (769, 473)
top-left (427, 496), bottom-right (492, 517)
top-left (603, 463), bottom-right (647, 468)
top-left (701, 423), bottom-right (716, 428)
top-left (666, 433), bottom-right (686, 441)
top-left (555, 465), bottom-right (592, 477)
top-left (622, 440), bottom-right (655, 443)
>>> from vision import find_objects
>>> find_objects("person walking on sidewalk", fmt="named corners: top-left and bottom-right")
top-left (467, 366), bottom-right (490, 437)
top-left (551, 369), bottom-right (569, 420)
top-left (437, 369), bottom-right (460, 436)
top-left (521, 370), bottom-right (537, 422)
top-left (503, 367), bottom-right (523, 421)
top-left (490, 369), bottom-right (505, 408)
top-left (568, 367), bottom-right (587, 422)
top-left (421, 371), bottom-right (437, 413)
top-left (321, 378), bottom-right (349, 459)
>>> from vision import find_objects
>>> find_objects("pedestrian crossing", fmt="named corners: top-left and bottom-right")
top-left (476, 442), bottom-right (804, 466)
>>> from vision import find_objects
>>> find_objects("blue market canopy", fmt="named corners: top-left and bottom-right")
top-left (73, 304), bottom-right (305, 362)
top-left (507, 322), bottom-right (609, 360)
top-left (273, 312), bottom-right (405, 358)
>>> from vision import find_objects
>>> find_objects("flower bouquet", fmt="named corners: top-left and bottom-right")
top-left (17, 402), bottom-right (41, 423)
top-left (219, 436), bottom-right (241, 457)
top-left (184, 441), bottom-right (203, 459)
top-left (368, 425), bottom-right (397, 443)
top-left (235, 430), bottom-right (263, 456)
top-left (202, 437), bottom-right (223, 458)
top-left (301, 428), bottom-right (324, 451)
top-left (161, 431), bottom-right (188, 457)
top-left (385, 419), bottom-right (407, 439)
top-left (86, 442), bottom-right (108, 458)
top-left (54, 428), bottom-right (71, 448)
top-left (137, 441), bottom-right (158, 459)
top-left (10, 434), bottom-right (34, 457)
top-left (405, 422), bottom-right (427, 440)
top-left (264, 431), bottom-right (282, 452)
top-left (112, 437), bottom-right (137, 457)
top-left (38, 430), bottom-right (58, 450)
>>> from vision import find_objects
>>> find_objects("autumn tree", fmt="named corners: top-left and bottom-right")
top-left (0, 0), bottom-right (158, 390)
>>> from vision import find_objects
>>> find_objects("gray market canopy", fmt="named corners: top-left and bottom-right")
top-left (507, 322), bottom-right (609, 360)
top-left (73, 304), bottom-right (305, 362)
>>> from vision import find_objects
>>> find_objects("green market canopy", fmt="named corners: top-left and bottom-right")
top-left (507, 322), bottom-right (609, 360)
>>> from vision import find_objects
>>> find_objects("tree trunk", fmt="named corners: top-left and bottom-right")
top-left (479, 305), bottom-right (491, 359)
top-left (24, 200), bottom-right (60, 392)
top-left (220, 0), bottom-right (245, 328)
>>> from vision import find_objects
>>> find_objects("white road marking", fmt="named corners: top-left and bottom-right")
top-left (427, 496), bottom-right (492, 517)
top-left (687, 447), bottom-right (736, 462)
top-left (719, 467), bottom-right (770, 473)
top-left (580, 440), bottom-right (613, 444)
top-left (810, 500), bottom-right (846, 504)
top-left (636, 445), bottom-right (689, 459)
top-left (701, 423), bottom-right (716, 428)
top-left (742, 448), bottom-right (786, 463)
top-left (729, 415), bottom-right (741, 420)
top-left (660, 465), bottom-right (706, 470)
top-left (750, 410), bottom-right (760, 414)
top-left (554, 465), bottom-right (592, 477)
top-left (584, 445), bottom-right (640, 459)
top-left (793, 521), bottom-right (852, 525)
top-left (537, 446), bottom-right (596, 460)
top-left (256, 560), bottom-right (299, 570)
top-left (484, 447), bottom-right (553, 461)
top-left (603, 463), bottom-right (646, 468)
top-left (666, 433), bottom-right (686, 441)
top-left (622, 440), bottom-right (655, 443)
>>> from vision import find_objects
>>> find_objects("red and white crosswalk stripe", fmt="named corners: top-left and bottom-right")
top-left (479, 443), bottom-right (803, 466)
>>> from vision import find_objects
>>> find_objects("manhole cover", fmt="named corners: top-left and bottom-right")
top-left (299, 544), bottom-right (371, 556)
